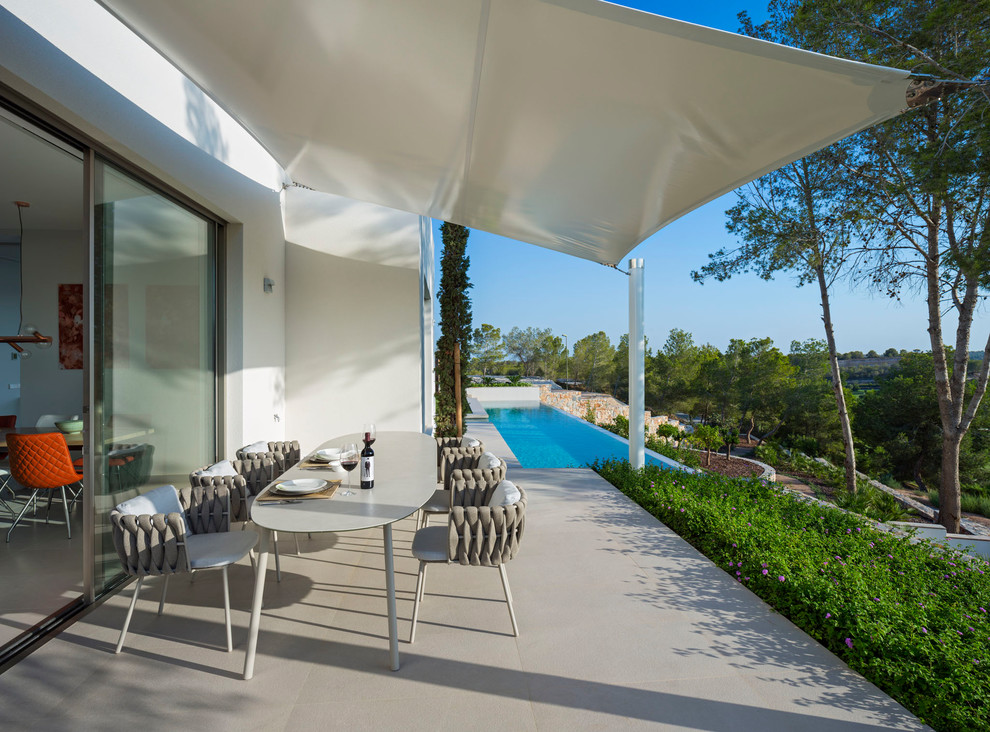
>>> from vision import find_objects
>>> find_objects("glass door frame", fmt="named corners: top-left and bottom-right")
top-left (0, 84), bottom-right (226, 632)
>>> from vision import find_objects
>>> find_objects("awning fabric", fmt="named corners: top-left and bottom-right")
top-left (98, 0), bottom-right (910, 264)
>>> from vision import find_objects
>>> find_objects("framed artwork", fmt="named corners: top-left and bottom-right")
top-left (58, 284), bottom-right (83, 370)
top-left (57, 283), bottom-right (130, 369)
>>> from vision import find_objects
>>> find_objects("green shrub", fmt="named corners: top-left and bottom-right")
top-left (655, 423), bottom-right (682, 443)
top-left (594, 459), bottom-right (990, 732)
top-left (755, 443), bottom-right (782, 465)
top-left (646, 436), bottom-right (701, 469)
top-left (608, 415), bottom-right (629, 438)
top-left (962, 493), bottom-right (990, 519)
top-left (834, 483), bottom-right (910, 523)
top-left (791, 435), bottom-right (821, 457)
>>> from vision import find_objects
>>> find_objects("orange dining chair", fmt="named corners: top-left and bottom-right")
top-left (6, 432), bottom-right (83, 542)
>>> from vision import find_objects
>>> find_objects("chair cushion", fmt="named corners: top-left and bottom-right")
top-left (411, 525), bottom-right (449, 562)
top-left (242, 441), bottom-right (270, 454)
top-left (185, 530), bottom-right (258, 569)
top-left (477, 451), bottom-right (501, 470)
top-left (423, 488), bottom-right (450, 513)
top-left (489, 479), bottom-right (521, 507)
top-left (196, 459), bottom-right (239, 477)
top-left (461, 436), bottom-right (481, 448)
top-left (115, 484), bottom-right (190, 537)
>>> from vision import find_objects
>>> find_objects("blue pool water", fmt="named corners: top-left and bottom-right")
top-left (485, 403), bottom-right (685, 470)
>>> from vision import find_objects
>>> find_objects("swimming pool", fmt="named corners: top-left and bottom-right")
top-left (485, 402), bottom-right (687, 471)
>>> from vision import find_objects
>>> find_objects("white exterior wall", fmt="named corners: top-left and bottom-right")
top-left (0, 3), bottom-right (286, 455)
top-left (0, 3), bottom-right (429, 458)
top-left (467, 386), bottom-right (541, 403)
top-left (282, 189), bottom-right (425, 453)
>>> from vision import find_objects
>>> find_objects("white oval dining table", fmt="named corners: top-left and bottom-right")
top-left (243, 430), bottom-right (437, 680)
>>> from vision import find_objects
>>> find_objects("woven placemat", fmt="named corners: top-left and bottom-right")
top-left (299, 459), bottom-right (345, 470)
top-left (256, 481), bottom-right (341, 502)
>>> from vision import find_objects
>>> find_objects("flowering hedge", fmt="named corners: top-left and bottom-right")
top-left (594, 459), bottom-right (990, 732)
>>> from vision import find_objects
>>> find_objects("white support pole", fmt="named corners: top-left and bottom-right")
top-left (418, 216), bottom-right (435, 435)
top-left (629, 258), bottom-right (645, 469)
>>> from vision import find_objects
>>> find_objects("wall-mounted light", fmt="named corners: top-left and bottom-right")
top-left (263, 277), bottom-right (275, 294)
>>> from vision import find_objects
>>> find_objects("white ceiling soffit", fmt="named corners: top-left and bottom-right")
top-left (98, 0), bottom-right (910, 265)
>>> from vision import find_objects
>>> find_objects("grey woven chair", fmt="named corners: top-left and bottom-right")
top-left (409, 483), bottom-right (526, 642)
top-left (110, 483), bottom-right (257, 654)
top-left (236, 440), bottom-right (301, 478)
top-left (435, 436), bottom-right (485, 483)
top-left (188, 457), bottom-right (295, 582)
top-left (189, 458), bottom-right (274, 524)
top-left (421, 452), bottom-right (504, 529)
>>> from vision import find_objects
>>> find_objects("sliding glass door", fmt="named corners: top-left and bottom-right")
top-left (92, 158), bottom-right (219, 595)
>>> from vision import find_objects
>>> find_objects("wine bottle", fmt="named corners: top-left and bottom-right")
top-left (360, 441), bottom-right (375, 489)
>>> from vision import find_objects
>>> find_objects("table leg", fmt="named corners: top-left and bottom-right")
top-left (382, 523), bottom-right (399, 671)
top-left (243, 527), bottom-right (270, 680)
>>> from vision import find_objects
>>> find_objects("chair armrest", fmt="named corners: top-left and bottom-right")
top-left (233, 457), bottom-right (275, 494)
top-left (236, 441), bottom-right (300, 478)
top-left (269, 441), bottom-right (301, 475)
top-left (179, 484), bottom-right (231, 534)
top-left (449, 488), bottom-right (526, 566)
top-left (449, 461), bottom-right (507, 504)
top-left (188, 474), bottom-right (248, 522)
top-left (111, 510), bottom-right (189, 575)
top-left (439, 446), bottom-right (486, 484)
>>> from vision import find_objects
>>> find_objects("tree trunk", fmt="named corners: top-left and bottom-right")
top-left (816, 265), bottom-right (857, 494)
top-left (919, 197), bottom-right (963, 533)
top-left (746, 415), bottom-right (755, 442)
top-left (938, 433), bottom-right (963, 533)
top-left (759, 420), bottom-right (785, 445)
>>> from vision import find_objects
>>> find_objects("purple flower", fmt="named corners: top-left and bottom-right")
top-left (736, 571), bottom-right (741, 576)
top-left (762, 569), bottom-right (769, 575)
top-left (680, 508), bottom-right (685, 513)
top-left (728, 562), bottom-right (734, 567)
top-left (778, 576), bottom-right (785, 582)
top-left (825, 613), bottom-right (831, 619)
top-left (844, 638), bottom-right (853, 649)
top-left (921, 627), bottom-right (927, 634)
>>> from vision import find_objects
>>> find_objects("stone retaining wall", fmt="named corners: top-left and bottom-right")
top-left (539, 385), bottom-right (676, 435)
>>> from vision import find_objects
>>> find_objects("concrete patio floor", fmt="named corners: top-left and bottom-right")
top-left (0, 423), bottom-right (927, 731)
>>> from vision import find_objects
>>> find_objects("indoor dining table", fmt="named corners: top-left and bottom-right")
top-left (242, 430), bottom-right (437, 680)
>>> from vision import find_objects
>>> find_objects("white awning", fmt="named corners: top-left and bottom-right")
top-left (98, 0), bottom-right (910, 264)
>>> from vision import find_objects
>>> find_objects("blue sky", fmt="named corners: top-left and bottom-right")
top-left (434, 0), bottom-right (937, 354)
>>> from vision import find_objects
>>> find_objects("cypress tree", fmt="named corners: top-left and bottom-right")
top-left (435, 222), bottom-right (472, 436)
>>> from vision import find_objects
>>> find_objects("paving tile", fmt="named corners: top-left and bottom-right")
top-left (0, 461), bottom-right (927, 731)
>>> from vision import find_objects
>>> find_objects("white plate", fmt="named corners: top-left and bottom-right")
top-left (275, 478), bottom-right (328, 495)
top-left (311, 448), bottom-right (342, 463)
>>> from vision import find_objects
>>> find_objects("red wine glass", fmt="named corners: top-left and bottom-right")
top-left (339, 442), bottom-right (359, 496)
